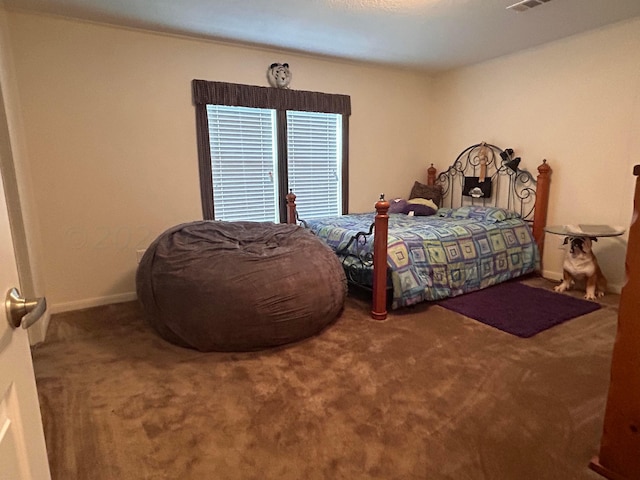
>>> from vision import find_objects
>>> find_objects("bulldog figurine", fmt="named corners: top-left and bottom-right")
top-left (554, 236), bottom-right (607, 301)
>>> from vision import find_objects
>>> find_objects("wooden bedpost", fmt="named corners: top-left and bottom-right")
top-left (286, 190), bottom-right (297, 225)
top-left (532, 159), bottom-right (551, 258)
top-left (371, 194), bottom-right (390, 320)
top-left (427, 163), bottom-right (437, 185)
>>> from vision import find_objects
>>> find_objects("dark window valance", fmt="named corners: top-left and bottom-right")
top-left (192, 79), bottom-right (351, 115)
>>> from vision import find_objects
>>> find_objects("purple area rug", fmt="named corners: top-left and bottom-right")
top-left (437, 281), bottom-right (602, 338)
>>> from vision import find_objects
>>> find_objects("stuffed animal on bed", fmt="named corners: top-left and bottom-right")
top-left (267, 63), bottom-right (292, 89)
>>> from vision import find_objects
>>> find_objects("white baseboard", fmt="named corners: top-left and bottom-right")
top-left (609, 283), bottom-right (623, 294)
top-left (50, 291), bottom-right (138, 314)
top-left (540, 268), bottom-right (562, 282)
top-left (540, 269), bottom-right (623, 294)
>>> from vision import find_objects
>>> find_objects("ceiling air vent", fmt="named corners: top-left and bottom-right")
top-left (506, 0), bottom-right (552, 13)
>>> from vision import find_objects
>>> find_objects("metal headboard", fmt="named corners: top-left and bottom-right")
top-left (436, 142), bottom-right (538, 222)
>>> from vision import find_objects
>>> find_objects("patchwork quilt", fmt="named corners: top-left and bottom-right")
top-left (306, 206), bottom-right (540, 309)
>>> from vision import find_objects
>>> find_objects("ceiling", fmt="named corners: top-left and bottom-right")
top-left (5, 0), bottom-right (640, 72)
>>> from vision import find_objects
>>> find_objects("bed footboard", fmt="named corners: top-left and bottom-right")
top-left (371, 195), bottom-right (390, 320)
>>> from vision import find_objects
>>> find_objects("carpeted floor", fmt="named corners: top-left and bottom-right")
top-left (32, 276), bottom-right (617, 480)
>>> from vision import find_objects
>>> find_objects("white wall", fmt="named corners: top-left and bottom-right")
top-left (5, 11), bottom-right (639, 310)
top-left (431, 17), bottom-right (640, 291)
top-left (5, 12), bottom-right (433, 311)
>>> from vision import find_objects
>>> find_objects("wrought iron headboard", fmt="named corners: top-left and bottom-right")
top-left (436, 142), bottom-right (538, 223)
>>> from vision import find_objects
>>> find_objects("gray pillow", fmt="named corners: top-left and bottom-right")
top-left (409, 181), bottom-right (442, 208)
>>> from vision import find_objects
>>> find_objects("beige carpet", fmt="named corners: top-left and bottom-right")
top-left (32, 277), bottom-right (616, 480)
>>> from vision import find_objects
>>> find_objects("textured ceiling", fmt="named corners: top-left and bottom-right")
top-left (5, 0), bottom-right (640, 72)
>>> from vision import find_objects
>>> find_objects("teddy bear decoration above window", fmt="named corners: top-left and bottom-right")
top-left (267, 63), bottom-right (292, 89)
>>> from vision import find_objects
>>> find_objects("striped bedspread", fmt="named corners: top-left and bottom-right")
top-left (306, 208), bottom-right (540, 309)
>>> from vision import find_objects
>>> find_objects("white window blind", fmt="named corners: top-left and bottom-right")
top-left (286, 111), bottom-right (342, 219)
top-left (207, 105), bottom-right (278, 222)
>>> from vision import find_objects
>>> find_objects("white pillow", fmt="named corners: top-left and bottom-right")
top-left (407, 197), bottom-right (438, 211)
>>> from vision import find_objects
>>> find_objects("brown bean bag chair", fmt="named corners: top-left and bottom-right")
top-left (136, 221), bottom-right (347, 352)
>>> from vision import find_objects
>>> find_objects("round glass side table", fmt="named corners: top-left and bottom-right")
top-left (544, 224), bottom-right (626, 238)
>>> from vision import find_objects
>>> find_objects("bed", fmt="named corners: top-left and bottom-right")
top-left (286, 142), bottom-right (552, 319)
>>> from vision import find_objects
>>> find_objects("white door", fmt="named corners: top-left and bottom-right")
top-left (0, 167), bottom-right (51, 478)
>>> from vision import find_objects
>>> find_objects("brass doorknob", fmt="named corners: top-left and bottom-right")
top-left (5, 288), bottom-right (47, 329)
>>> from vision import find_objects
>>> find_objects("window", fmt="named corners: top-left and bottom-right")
top-left (286, 111), bottom-right (342, 219)
top-left (207, 105), bottom-right (278, 222)
top-left (193, 80), bottom-right (350, 223)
